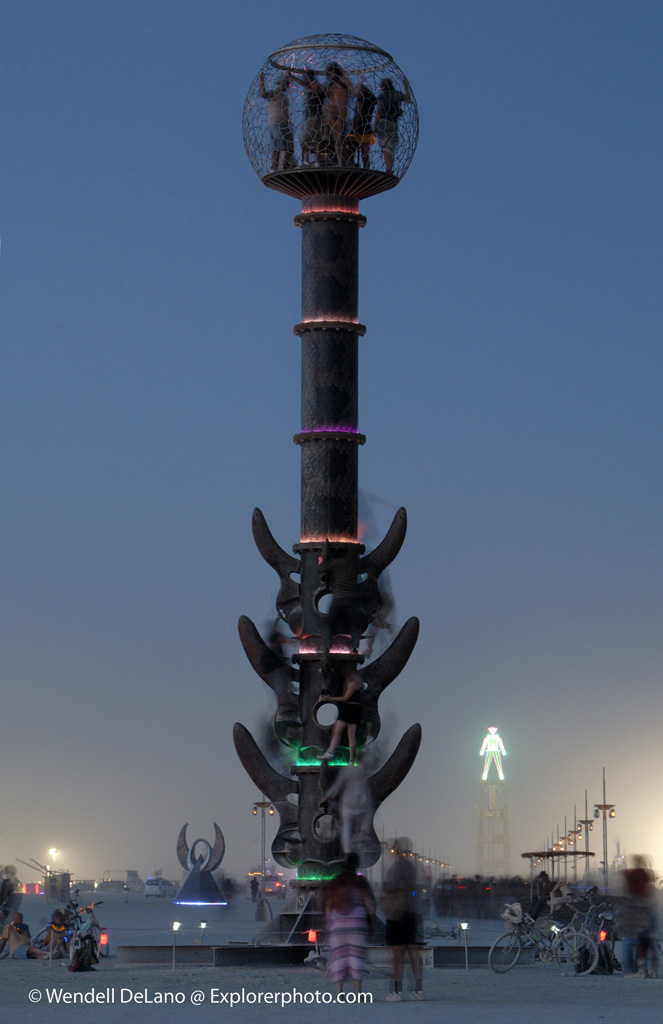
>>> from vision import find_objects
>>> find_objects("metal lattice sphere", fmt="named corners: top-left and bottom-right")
top-left (243, 33), bottom-right (418, 200)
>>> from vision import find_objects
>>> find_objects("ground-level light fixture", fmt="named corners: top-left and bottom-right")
top-left (459, 922), bottom-right (469, 971)
top-left (172, 921), bottom-right (181, 971)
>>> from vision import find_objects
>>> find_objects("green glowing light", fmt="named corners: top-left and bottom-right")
top-left (297, 867), bottom-right (341, 882)
top-left (296, 745), bottom-right (350, 768)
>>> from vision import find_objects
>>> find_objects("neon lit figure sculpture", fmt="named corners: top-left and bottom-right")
top-left (480, 726), bottom-right (506, 782)
top-left (477, 726), bottom-right (511, 874)
top-left (235, 35), bottom-right (421, 927)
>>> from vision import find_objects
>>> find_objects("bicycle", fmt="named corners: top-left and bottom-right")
top-left (565, 887), bottom-right (621, 973)
top-left (488, 903), bottom-right (599, 976)
top-left (422, 919), bottom-right (456, 940)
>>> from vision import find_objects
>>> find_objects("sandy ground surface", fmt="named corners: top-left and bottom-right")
top-left (1, 894), bottom-right (660, 1024)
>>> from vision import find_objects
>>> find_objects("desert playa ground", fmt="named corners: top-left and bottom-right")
top-left (1, 892), bottom-right (660, 1024)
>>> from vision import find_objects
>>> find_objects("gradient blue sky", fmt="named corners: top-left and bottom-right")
top-left (2, 0), bottom-right (662, 884)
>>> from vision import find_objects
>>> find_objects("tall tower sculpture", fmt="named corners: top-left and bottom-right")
top-left (477, 726), bottom-right (512, 875)
top-left (236, 35), bottom-right (421, 920)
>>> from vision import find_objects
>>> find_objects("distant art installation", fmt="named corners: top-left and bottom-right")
top-left (174, 823), bottom-right (227, 906)
top-left (235, 35), bottom-right (421, 908)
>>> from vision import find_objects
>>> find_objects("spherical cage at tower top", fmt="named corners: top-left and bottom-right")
top-left (242, 33), bottom-right (418, 200)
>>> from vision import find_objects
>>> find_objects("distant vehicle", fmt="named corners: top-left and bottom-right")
top-left (95, 879), bottom-right (127, 893)
top-left (144, 878), bottom-right (177, 898)
top-left (124, 871), bottom-right (145, 892)
top-left (263, 874), bottom-right (286, 898)
top-left (96, 870), bottom-right (144, 893)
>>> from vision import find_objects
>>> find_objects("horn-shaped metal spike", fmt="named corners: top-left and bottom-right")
top-left (233, 722), bottom-right (298, 803)
top-left (359, 508), bottom-right (407, 576)
top-left (206, 822), bottom-right (226, 873)
top-left (176, 824), bottom-right (190, 871)
top-left (253, 508), bottom-right (300, 576)
top-left (369, 724), bottom-right (422, 805)
top-left (360, 616), bottom-right (420, 697)
top-left (238, 615), bottom-right (299, 693)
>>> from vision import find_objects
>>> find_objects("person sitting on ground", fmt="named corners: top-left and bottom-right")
top-left (0, 912), bottom-right (31, 959)
top-left (547, 880), bottom-right (575, 918)
top-left (530, 871), bottom-right (553, 920)
top-left (29, 909), bottom-right (69, 959)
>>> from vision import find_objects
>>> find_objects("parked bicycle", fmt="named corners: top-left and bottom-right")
top-left (488, 903), bottom-right (599, 976)
top-left (564, 887), bottom-right (621, 973)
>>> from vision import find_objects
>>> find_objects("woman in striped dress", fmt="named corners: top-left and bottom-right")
top-left (324, 853), bottom-right (375, 994)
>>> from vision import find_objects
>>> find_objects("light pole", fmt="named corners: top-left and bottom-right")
top-left (562, 816), bottom-right (569, 880)
top-left (576, 788), bottom-right (595, 884)
top-left (567, 825), bottom-right (583, 884)
top-left (594, 768), bottom-right (616, 893)
top-left (253, 797), bottom-right (275, 920)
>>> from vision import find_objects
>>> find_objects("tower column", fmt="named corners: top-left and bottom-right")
top-left (294, 201), bottom-right (366, 542)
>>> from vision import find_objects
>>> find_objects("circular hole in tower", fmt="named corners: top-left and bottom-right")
top-left (313, 813), bottom-right (339, 842)
top-left (316, 591), bottom-right (333, 615)
top-left (315, 701), bottom-right (339, 727)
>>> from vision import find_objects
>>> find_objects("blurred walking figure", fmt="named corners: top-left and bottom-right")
top-left (0, 866), bottom-right (20, 923)
top-left (324, 853), bottom-right (375, 995)
top-left (621, 855), bottom-right (657, 978)
top-left (259, 70), bottom-right (294, 171)
top-left (321, 761), bottom-right (374, 855)
top-left (383, 844), bottom-right (423, 1000)
top-left (374, 77), bottom-right (411, 173)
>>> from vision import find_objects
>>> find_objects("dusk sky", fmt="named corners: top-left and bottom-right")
top-left (3, 1), bottom-right (662, 886)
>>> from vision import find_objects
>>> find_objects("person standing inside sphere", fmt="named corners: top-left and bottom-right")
top-left (324, 62), bottom-right (358, 166)
top-left (374, 77), bottom-right (411, 174)
top-left (259, 70), bottom-right (294, 171)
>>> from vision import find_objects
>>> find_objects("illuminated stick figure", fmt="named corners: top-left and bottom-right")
top-left (480, 727), bottom-right (506, 781)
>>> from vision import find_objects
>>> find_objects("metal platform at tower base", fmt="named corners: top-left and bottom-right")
top-left (117, 944), bottom-right (435, 968)
top-left (250, 892), bottom-right (387, 947)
